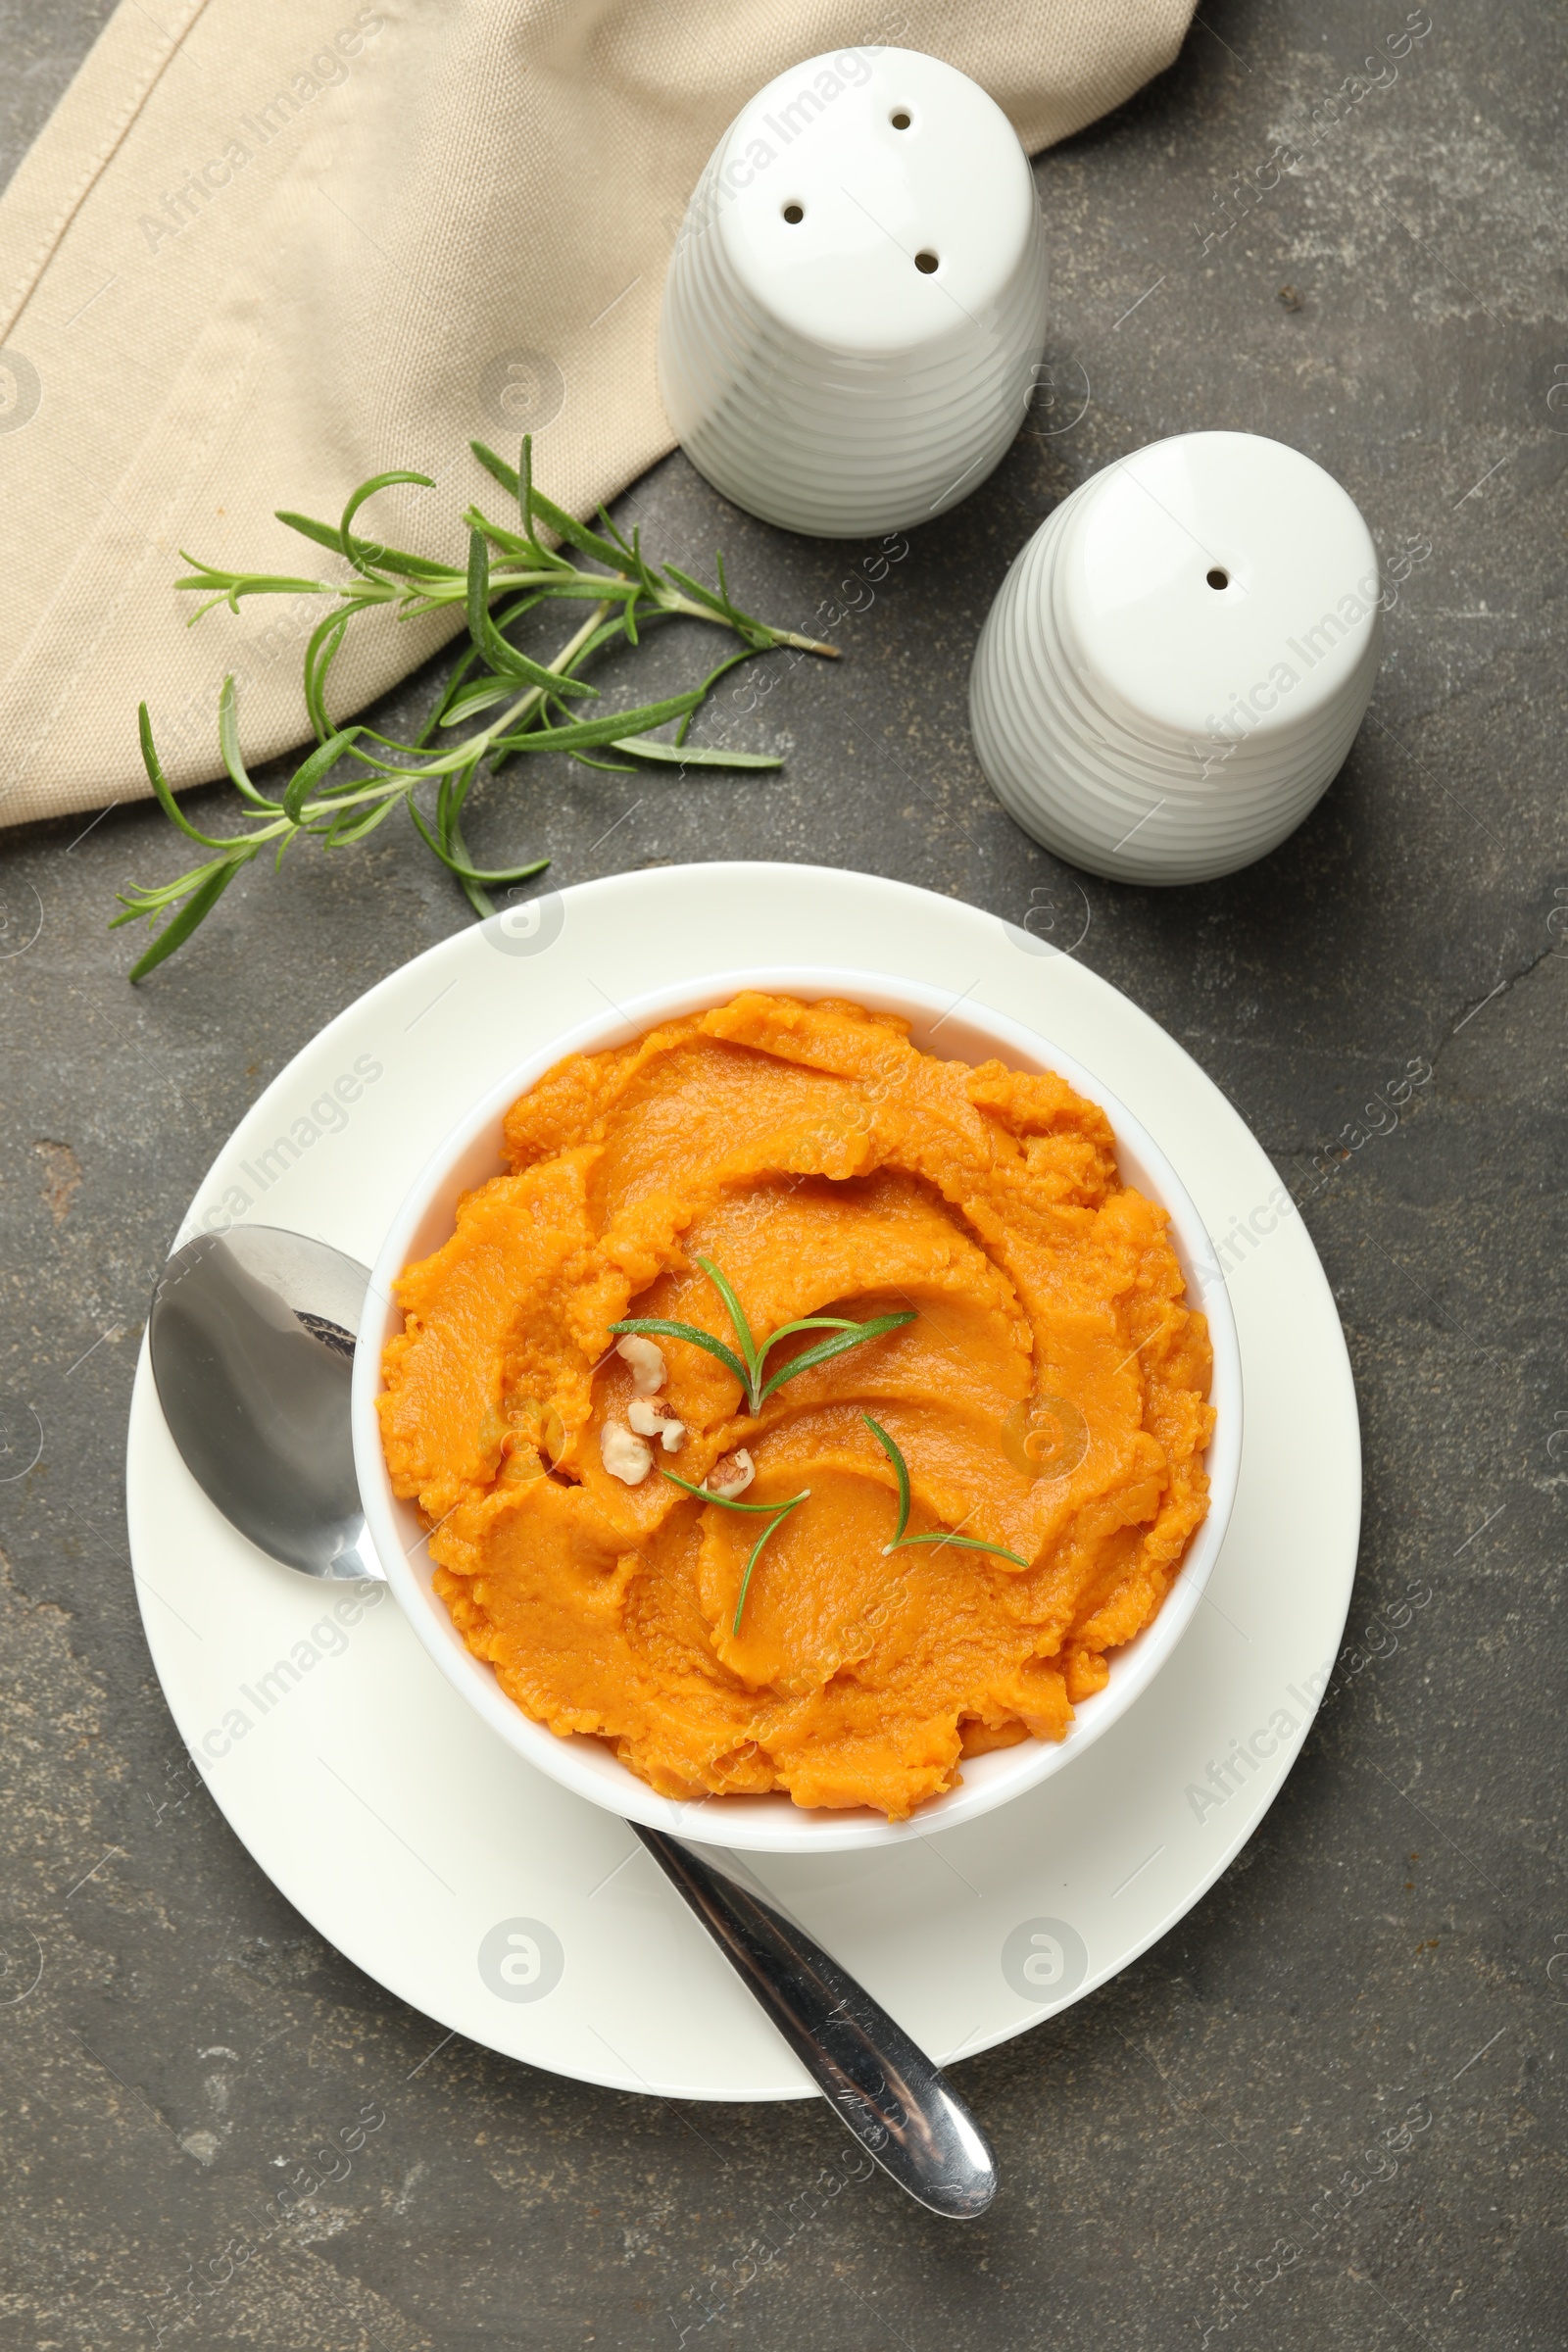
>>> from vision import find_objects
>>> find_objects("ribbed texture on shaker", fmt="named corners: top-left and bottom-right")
top-left (969, 432), bottom-right (1383, 884)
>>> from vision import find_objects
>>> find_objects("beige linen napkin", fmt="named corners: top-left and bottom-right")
top-left (0, 0), bottom-right (1192, 828)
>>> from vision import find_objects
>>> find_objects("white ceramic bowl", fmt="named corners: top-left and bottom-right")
top-left (658, 49), bottom-right (1048, 536)
top-left (351, 967), bottom-right (1242, 1854)
top-left (970, 431), bottom-right (1383, 883)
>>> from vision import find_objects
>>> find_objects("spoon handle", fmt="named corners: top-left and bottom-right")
top-left (632, 1826), bottom-right (997, 2219)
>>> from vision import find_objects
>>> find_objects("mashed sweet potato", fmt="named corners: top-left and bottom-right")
top-left (378, 992), bottom-right (1213, 1818)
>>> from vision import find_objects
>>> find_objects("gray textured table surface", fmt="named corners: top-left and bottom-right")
top-left (3, 3), bottom-right (1565, 2346)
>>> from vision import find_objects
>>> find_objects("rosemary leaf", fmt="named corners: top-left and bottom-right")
top-left (439, 677), bottom-right (528, 728)
top-left (675, 647), bottom-right (761, 744)
top-left (758, 1312), bottom-right (915, 1405)
top-left (406, 798), bottom-right (549, 888)
top-left (323, 796), bottom-right (399, 849)
top-left (863, 1413), bottom-right (1028, 1567)
top-left (731, 1492), bottom-right (808, 1635)
top-left (661, 1470), bottom-right (803, 1514)
top-left (467, 437), bottom-right (523, 501)
top-left (692, 1256), bottom-right (760, 1391)
top-left (662, 562), bottom-right (772, 651)
top-left (281, 728), bottom-right (362, 825)
top-left (275, 509), bottom-right (460, 581)
top-left (217, 677), bottom-right (276, 810)
top-left (885, 1531), bottom-right (1031, 1563)
top-left (661, 1472), bottom-right (813, 1635)
top-left (173, 557), bottom-right (332, 617)
top-left (136, 705), bottom-right (233, 848)
top-left (302, 607), bottom-right (365, 741)
top-left (609, 1316), bottom-right (751, 1395)
top-left (610, 737), bottom-right (781, 770)
top-left (338, 468), bottom-right (436, 582)
top-left (862, 1415), bottom-right (912, 1544)
top-left (466, 531), bottom-right (596, 697)
top-left (127, 860), bottom-right (244, 980)
top-left (510, 478), bottom-right (627, 573)
top-left (493, 689), bottom-right (705, 757)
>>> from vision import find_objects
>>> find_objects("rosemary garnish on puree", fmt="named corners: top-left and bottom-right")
top-left (662, 1420), bottom-right (1026, 1639)
top-left (116, 438), bottom-right (838, 978)
top-left (623, 1259), bottom-right (1021, 1631)
top-left (622, 1252), bottom-right (911, 1634)
top-left (612, 1253), bottom-right (913, 1417)
top-left (861, 1415), bottom-right (1028, 1566)
top-left (661, 1471), bottom-right (811, 1639)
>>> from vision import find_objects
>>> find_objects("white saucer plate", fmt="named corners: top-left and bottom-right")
top-left (125, 863), bottom-right (1359, 2101)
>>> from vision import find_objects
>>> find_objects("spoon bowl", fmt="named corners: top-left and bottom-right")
top-left (148, 1224), bottom-right (384, 1582)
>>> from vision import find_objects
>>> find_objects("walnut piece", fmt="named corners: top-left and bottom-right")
top-left (704, 1447), bottom-right (755, 1499)
top-left (627, 1397), bottom-right (686, 1452)
top-left (614, 1334), bottom-right (666, 1395)
top-left (600, 1420), bottom-right (653, 1485)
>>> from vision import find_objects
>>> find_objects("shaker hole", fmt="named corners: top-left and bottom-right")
top-left (782, 202), bottom-right (805, 224)
top-left (1206, 566), bottom-right (1230, 590)
top-left (891, 109), bottom-right (912, 129)
top-left (914, 250), bottom-right (939, 273)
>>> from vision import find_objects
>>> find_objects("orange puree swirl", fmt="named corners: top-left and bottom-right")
top-left (377, 992), bottom-right (1214, 1818)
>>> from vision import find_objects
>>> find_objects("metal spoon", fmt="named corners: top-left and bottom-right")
top-left (149, 1224), bottom-right (998, 2219)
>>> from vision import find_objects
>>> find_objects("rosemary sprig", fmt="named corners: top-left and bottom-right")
top-left (612, 1255), bottom-right (914, 1416)
top-left (114, 439), bottom-right (838, 979)
top-left (662, 1468), bottom-right (810, 1636)
top-left (862, 1416), bottom-right (1029, 1565)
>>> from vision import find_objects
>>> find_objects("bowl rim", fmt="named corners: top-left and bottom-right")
top-left (350, 964), bottom-right (1243, 1853)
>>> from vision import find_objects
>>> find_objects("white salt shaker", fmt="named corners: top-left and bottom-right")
top-left (659, 48), bottom-right (1048, 537)
top-left (969, 431), bottom-right (1384, 884)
